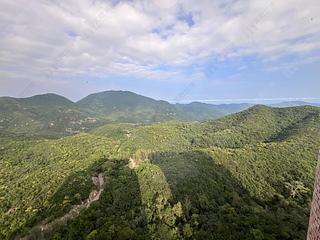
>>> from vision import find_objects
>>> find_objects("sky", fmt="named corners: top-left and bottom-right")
top-left (0, 0), bottom-right (320, 103)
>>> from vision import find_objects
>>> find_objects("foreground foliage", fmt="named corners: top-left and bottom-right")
top-left (0, 105), bottom-right (319, 239)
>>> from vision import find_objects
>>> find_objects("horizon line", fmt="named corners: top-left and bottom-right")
top-left (171, 97), bottom-right (320, 103)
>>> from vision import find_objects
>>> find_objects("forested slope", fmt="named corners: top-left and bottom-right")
top-left (0, 94), bottom-right (102, 136)
top-left (0, 105), bottom-right (319, 239)
top-left (0, 91), bottom-right (250, 136)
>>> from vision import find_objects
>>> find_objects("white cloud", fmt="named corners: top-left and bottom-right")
top-left (0, 0), bottom-right (320, 92)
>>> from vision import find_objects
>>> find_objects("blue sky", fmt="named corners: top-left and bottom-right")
top-left (0, 0), bottom-right (320, 103)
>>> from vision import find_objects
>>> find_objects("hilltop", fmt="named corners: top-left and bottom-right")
top-left (0, 94), bottom-right (100, 136)
top-left (77, 90), bottom-right (252, 122)
top-left (77, 90), bottom-right (177, 122)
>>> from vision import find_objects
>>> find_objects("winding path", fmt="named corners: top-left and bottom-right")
top-left (19, 173), bottom-right (105, 240)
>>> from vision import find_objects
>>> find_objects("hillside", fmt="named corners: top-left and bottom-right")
top-left (196, 105), bottom-right (320, 148)
top-left (77, 91), bottom-right (177, 123)
top-left (0, 91), bottom-right (250, 135)
top-left (92, 105), bottom-right (320, 153)
top-left (77, 91), bottom-right (250, 123)
top-left (174, 102), bottom-right (251, 121)
top-left (0, 94), bottom-right (102, 136)
top-left (1, 105), bottom-right (319, 239)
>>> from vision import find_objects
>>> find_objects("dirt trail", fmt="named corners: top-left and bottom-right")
top-left (19, 173), bottom-right (105, 240)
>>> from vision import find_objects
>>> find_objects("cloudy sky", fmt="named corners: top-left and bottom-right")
top-left (0, 0), bottom-right (320, 102)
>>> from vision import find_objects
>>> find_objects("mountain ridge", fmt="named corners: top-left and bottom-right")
top-left (1, 90), bottom-right (319, 136)
top-left (1, 91), bottom-right (319, 109)
top-left (0, 91), bottom-right (253, 135)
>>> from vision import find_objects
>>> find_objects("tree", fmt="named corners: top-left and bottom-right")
top-left (285, 181), bottom-right (309, 198)
top-left (183, 224), bottom-right (193, 238)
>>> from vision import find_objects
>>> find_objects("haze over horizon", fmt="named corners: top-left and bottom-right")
top-left (1, 0), bottom-right (320, 102)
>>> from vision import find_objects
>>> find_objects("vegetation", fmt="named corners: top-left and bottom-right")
top-left (0, 94), bottom-right (104, 136)
top-left (78, 91), bottom-right (251, 123)
top-left (0, 134), bottom-right (118, 238)
top-left (0, 91), bottom-right (250, 136)
top-left (0, 105), bottom-right (319, 239)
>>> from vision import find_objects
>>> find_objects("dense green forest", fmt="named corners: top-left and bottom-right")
top-left (0, 105), bottom-right (319, 239)
top-left (0, 91), bottom-right (250, 136)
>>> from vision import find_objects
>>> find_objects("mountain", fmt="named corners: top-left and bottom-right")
top-left (77, 90), bottom-right (251, 122)
top-left (77, 90), bottom-right (177, 123)
top-left (0, 91), bottom-right (251, 136)
top-left (174, 102), bottom-right (251, 121)
top-left (1, 105), bottom-right (319, 239)
top-left (270, 101), bottom-right (320, 108)
top-left (18, 93), bottom-right (74, 107)
top-left (0, 94), bottom-right (101, 136)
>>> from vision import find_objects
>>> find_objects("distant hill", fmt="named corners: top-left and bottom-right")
top-left (77, 90), bottom-right (177, 123)
top-left (174, 102), bottom-right (251, 121)
top-left (19, 93), bottom-right (74, 107)
top-left (0, 91), bottom-right (252, 135)
top-left (270, 101), bottom-right (320, 108)
top-left (76, 90), bottom-right (251, 122)
top-left (0, 94), bottom-right (101, 136)
top-left (0, 90), bottom-right (253, 135)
